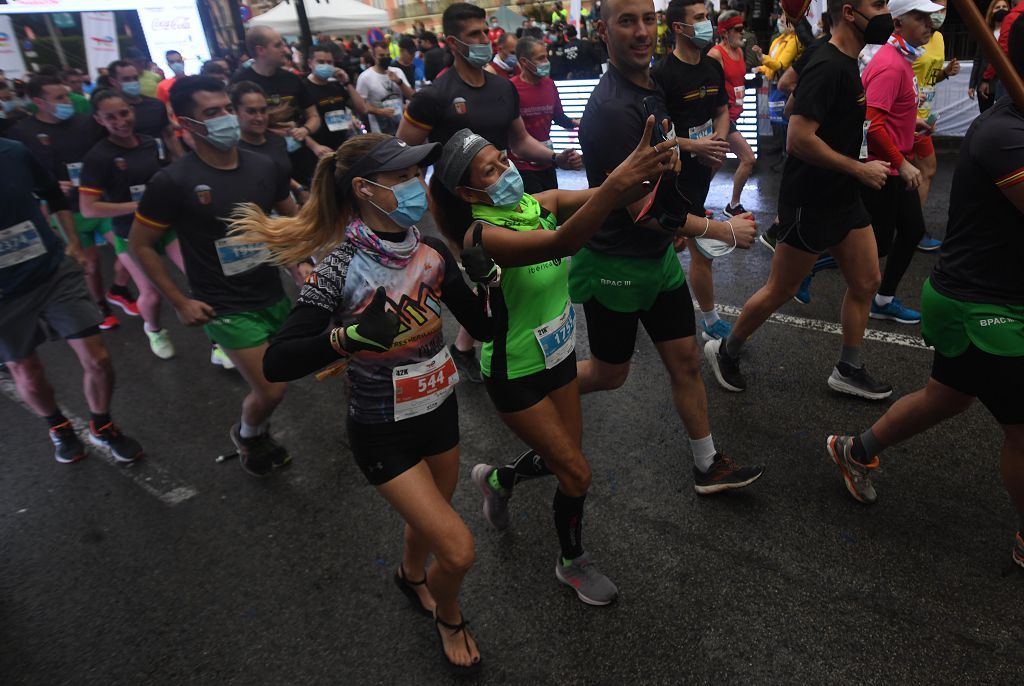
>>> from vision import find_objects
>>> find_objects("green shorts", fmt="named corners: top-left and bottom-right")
top-left (111, 229), bottom-right (178, 257)
top-left (921, 278), bottom-right (1024, 358)
top-left (568, 244), bottom-right (686, 312)
top-left (70, 213), bottom-right (114, 249)
top-left (203, 297), bottom-right (291, 350)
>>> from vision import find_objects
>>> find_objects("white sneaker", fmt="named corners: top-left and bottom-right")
top-left (210, 344), bottom-right (235, 370)
top-left (145, 328), bottom-right (175, 359)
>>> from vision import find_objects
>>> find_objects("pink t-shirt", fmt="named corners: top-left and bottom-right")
top-left (862, 43), bottom-right (918, 174)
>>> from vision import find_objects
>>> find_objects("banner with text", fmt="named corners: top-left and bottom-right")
top-left (136, 5), bottom-right (211, 77)
top-left (0, 15), bottom-right (28, 80)
top-left (82, 11), bottom-right (119, 80)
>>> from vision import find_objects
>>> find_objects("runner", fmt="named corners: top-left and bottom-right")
top-left (483, 33), bottom-right (519, 80)
top-left (826, 20), bottom-right (1024, 569)
top-left (510, 35), bottom-right (580, 194)
top-left (79, 89), bottom-right (186, 360)
top-left (129, 76), bottom-right (301, 477)
top-left (0, 137), bottom-right (144, 464)
top-left (304, 46), bottom-right (368, 159)
top-left (705, 0), bottom-right (895, 400)
top-left (8, 74), bottom-right (122, 331)
top-left (155, 50), bottom-right (189, 104)
top-left (106, 59), bottom-right (183, 161)
top-left (233, 81), bottom-right (302, 200)
top-left (238, 134), bottom-right (490, 675)
top-left (429, 122), bottom-right (676, 606)
top-left (708, 9), bottom-right (757, 217)
top-left (575, 0), bottom-right (764, 498)
top-left (356, 41), bottom-right (414, 135)
top-left (653, 0), bottom-right (734, 342)
top-left (397, 2), bottom-right (583, 384)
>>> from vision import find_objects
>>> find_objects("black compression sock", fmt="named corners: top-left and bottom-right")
top-left (91, 412), bottom-right (111, 430)
top-left (496, 450), bottom-right (554, 490)
top-left (852, 429), bottom-right (882, 464)
top-left (108, 284), bottom-right (133, 298)
top-left (553, 488), bottom-right (586, 561)
top-left (44, 411), bottom-right (68, 428)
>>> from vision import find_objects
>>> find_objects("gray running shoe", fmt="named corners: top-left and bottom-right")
top-left (471, 464), bottom-right (510, 530)
top-left (825, 435), bottom-right (878, 505)
top-left (827, 362), bottom-right (893, 400)
top-left (554, 552), bottom-right (618, 606)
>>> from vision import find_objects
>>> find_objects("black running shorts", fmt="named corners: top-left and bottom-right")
top-left (483, 352), bottom-right (577, 414)
top-left (931, 344), bottom-right (1024, 425)
top-left (581, 283), bottom-right (697, 365)
top-left (346, 393), bottom-right (460, 485)
top-left (777, 199), bottom-right (873, 254)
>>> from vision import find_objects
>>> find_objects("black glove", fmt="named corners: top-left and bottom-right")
top-left (344, 286), bottom-right (400, 353)
top-left (461, 222), bottom-right (501, 285)
top-left (635, 172), bottom-right (690, 231)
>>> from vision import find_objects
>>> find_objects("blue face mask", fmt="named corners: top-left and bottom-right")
top-left (53, 102), bottom-right (75, 121)
top-left (184, 113), bottom-right (240, 151)
top-left (455, 38), bottom-right (493, 68)
top-left (687, 20), bottom-right (715, 48)
top-left (314, 63), bottom-right (335, 80)
top-left (474, 163), bottom-right (524, 209)
top-left (3, 99), bottom-right (18, 114)
top-left (365, 177), bottom-right (428, 228)
top-left (527, 59), bottom-right (551, 77)
top-left (170, 62), bottom-right (186, 76)
top-left (122, 81), bottom-right (142, 98)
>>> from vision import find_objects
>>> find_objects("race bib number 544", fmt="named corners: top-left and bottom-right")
top-left (392, 347), bottom-right (459, 421)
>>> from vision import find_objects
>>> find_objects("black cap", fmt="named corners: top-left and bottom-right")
top-left (340, 137), bottom-right (441, 187)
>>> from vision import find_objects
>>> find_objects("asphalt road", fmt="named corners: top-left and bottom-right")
top-left (2, 147), bottom-right (1021, 685)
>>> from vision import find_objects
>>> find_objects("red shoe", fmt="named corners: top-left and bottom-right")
top-left (106, 291), bottom-right (140, 316)
top-left (99, 313), bottom-right (120, 330)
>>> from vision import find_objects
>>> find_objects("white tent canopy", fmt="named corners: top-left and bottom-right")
top-left (253, 0), bottom-right (388, 35)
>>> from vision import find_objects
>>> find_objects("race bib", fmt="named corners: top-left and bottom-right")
top-left (130, 184), bottom-right (146, 203)
top-left (733, 85), bottom-right (745, 103)
top-left (0, 220), bottom-right (47, 269)
top-left (324, 108), bottom-right (353, 132)
top-left (688, 118), bottom-right (713, 158)
top-left (860, 120), bottom-right (870, 161)
top-left (155, 138), bottom-right (166, 161)
top-left (381, 95), bottom-right (402, 113)
top-left (66, 162), bottom-right (83, 187)
top-left (533, 303), bottom-right (576, 369)
top-left (918, 85), bottom-right (937, 111)
top-left (214, 237), bottom-right (271, 276)
top-left (392, 347), bottom-right (459, 421)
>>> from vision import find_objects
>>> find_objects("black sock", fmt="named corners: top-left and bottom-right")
top-left (108, 284), bottom-right (133, 298)
top-left (44, 411), bottom-right (68, 429)
top-left (553, 488), bottom-right (586, 561)
top-left (91, 412), bottom-right (111, 430)
top-left (98, 301), bottom-right (111, 316)
top-left (496, 450), bottom-right (553, 490)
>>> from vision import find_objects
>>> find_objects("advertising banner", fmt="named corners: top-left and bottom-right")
top-left (82, 11), bottom-right (118, 80)
top-left (0, 15), bottom-right (28, 80)
top-left (136, 5), bottom-right (211, 76)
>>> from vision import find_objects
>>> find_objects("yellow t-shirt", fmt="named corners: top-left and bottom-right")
top-left (656, 23), bottom-right (668, 55)
top-left (912, 31), bottom-right (945, 120)
top-left (139, 70), bottom-right (162, 98)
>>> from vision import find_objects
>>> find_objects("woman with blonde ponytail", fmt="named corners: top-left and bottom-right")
top-left (239, 134), bottom-right (492, 676)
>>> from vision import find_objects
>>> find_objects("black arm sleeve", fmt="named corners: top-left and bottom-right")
top-left (424, 237), bottom-right (493, 342)
top-left (263, 304), bottom-right (345, 382)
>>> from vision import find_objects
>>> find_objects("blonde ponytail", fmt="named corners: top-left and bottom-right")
top-left (229, 133), bottom-right (392, 265)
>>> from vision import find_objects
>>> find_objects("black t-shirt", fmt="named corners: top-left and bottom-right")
top-left (548, 40), bottom-right (569, 80)
top-left (779, 42), bottom-right (866, 209)
top-left (579, 63), bottom-right (674, 258)
top-left (932, 99), bottom-right (1024, 304)
top-left (8, 114), bottom-right (105, 213)
top-left (303, 77), bottom-right (355, 150)
top-left (232, 66), bottom-right (315, 130)
top-left (135, 150), bottom-right (290, 314)
top-left (564, 39), bottom-right (596, 77)
top-left (423, 47), bottom-right (446, 82)
top-left (80, 135), bottom-right (163, 238)
top-left (792, 34), bottom-right (830, 76)
top-left (238, 133), bottom-right (293, 188)
top-left (397, 61), bottom-right (417, 89)
top-left (404, 69), bottom-right (520, 149)
top-left (129, 95), bottom-right (169, 142)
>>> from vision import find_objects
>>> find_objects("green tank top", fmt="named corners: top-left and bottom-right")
top-left (474, 194), bottom-right (572, 380)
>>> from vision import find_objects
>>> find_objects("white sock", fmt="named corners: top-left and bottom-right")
top-left (874, 294), bottom-right (894, 307)
top-left (701, 308), bottom-right (720, 327)
top-left (240, 420), bottom-right (267, 439)
top-left (689, 434), bottom-right (717, 473)
top-left (144, 323), bottom-right (161, 334)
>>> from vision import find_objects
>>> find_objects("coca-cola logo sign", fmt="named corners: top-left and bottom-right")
top-left (151, 17), bottom-right (191, 31)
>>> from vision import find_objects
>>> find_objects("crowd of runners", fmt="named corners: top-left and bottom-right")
top-left (1, 0), bottom-right (1022, 676)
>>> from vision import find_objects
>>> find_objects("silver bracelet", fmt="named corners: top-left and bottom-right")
top-left (698, 216), bottom-right (710, 238)
top-left (725, 219), bottom-right (737, 248)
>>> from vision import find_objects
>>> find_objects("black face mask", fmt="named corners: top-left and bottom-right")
top-left (854, 9), bottom-right (895, 45)
top-left (993, 8), bottom-right (1009, 23)
top-left (378, 56), bottom-right (392, 68)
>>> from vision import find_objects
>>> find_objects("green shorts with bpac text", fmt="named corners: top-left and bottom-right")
top-left (110, 229), bottom-right (178, 256)
top-left (568, 244), bottom-right (686, 312)
top-left (920, 278), bottom-right (1024, 358)
top-left (203, 297), bottom-right (291, 350)
top-left (68, 213), bottom-right (113, 249)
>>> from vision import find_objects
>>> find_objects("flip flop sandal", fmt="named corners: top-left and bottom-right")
top-left (434, 612), bottom-right (482, 677)
top-left (393, 565), bottom-right (432, 617)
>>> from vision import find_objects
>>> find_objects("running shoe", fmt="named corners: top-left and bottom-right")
top-left (88, 421), bottom-right (144, 463)
top-left (98, 313), bottom-right (120, 331)
top-left (50, 421), bottom-right (85, 464)
top-left (693, 452), bottom-right (765, 495)
top-left (916, 235), bottom-right (942, 252)
top-left (703, 338), bottom-right (747, 392)
top-left (700, 318), bottom-right (733, 342)
top-left (793, 275), bottom-right (813, 304)
top-left (145, 328), bottom-right (175, 360)
top-left (554, 552), bottom-right (618, 606)
top-left (105, 291), bottom-right (140, 316)
top-left (825, 435), bottom-right (879, 504)
top-left (229, 423), bottom-right (288, 477)
top-left (449, 344), bottom-right (483, 384)
top-left (759, 223), bottom-right (779, 252)
top-left (1013, 531), bottom-right (1024, 569)
top-left (827, 362), bottom-right (893, 400)
top-left (471, 463), bottom-right (510, 530)
top-left (869, 298), bottom-right (921, 324)
top-left (724, 202), bottom-right (747, 217)
top-left (210, 345), bottom-right (236, 370)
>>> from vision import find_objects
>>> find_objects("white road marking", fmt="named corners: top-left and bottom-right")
top-left (0, 376), bottom-right (198, 506)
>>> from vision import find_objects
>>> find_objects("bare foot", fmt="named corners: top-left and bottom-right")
top-left (435, 610), bottom-right (481, 668)
top-left (398, 566), bottom-right (436, 614)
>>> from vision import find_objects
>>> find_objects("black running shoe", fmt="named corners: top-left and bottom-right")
top-left (50, 421), bottom-right (85, 464)
top-left (759, 223), bottom-right (779, 252)
top-left (724, 202), bottom-right (747, 217)
top-left (703, 338), bottom-right (747, 392)
top-left (450, 344), bottom-right (483, 384)
top-left (827, 362), bottom-right (893, 400)
top-left (230, 423), bottom-right (287, 477)
top-left (693, 452), bottom-right (764, 495)
top-left (88, 422), bottom-right (144, 463)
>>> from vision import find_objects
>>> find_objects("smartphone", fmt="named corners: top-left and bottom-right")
top-left (642, 96), bottom-right (669, 147)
